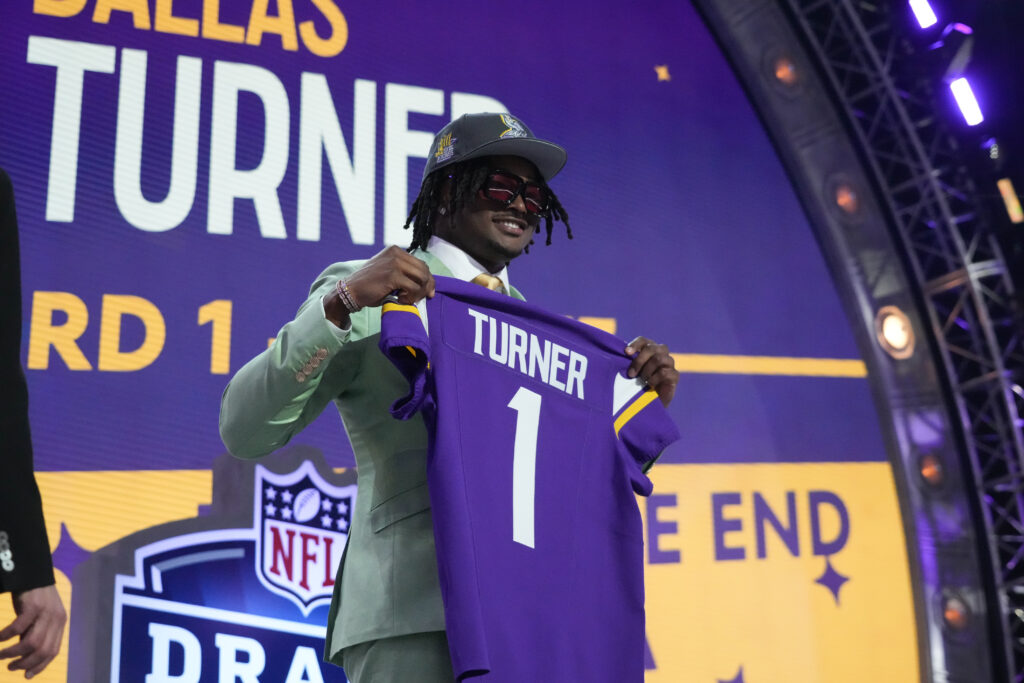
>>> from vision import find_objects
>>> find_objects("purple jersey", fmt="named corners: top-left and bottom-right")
top-left (379, 276), bottom-right (680, 682)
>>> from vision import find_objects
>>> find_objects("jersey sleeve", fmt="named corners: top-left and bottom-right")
top-left (378, 300), bottom-right (432, 420)
top-left (612, 374), bottom-right (681, 495)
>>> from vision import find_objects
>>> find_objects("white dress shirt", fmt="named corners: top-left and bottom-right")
top-left (423, 236), bottom-right (510, 292)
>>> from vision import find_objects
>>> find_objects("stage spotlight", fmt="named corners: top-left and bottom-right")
top-left (942, 594), bottom-right (970, 630)
top-left (774, 57), bottom-right (798, 86)
top-left (918, 453), bottom-right (944, 487)
top-left (997, 178), bottom-right (1023, 224)
top-left (950, 78), bottom-right (984, 126)
top-left (835, 184), bottom-right (859, 214)
top-left (909, 0), bottom-right (938, 29)
top-left (875, 306), bottom-right (916, 359)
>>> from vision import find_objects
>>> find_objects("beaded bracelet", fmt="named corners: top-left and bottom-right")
top-left (336, 279), bottom-right (362, 314)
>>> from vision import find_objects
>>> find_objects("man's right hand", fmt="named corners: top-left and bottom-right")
top-left (0, 584), bottom-right (66, 679)
top-left (324, 246), bottom-right (436, 327)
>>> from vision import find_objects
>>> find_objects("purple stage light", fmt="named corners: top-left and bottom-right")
top-left (949, 78), bottom-right (983, 126)
top-left (909, 0), bottom-right (938, 28)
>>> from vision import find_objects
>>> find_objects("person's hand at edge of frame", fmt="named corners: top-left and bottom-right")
top-left (0, 584), bottom-right (67, 679)
top-left (625, 336), bottom-right (679, 407)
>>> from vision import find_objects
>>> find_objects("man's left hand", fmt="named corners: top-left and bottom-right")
top-left (0, 584), bottom-right (66, 679)
top-left (625, 336), bottom-right (679, 407)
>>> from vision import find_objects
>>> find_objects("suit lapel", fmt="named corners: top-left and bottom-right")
top-left (413, 248), bottom-right (454, 278)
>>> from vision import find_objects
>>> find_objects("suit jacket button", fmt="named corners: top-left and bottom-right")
top-left (295, 371), bottom-right (306, 383)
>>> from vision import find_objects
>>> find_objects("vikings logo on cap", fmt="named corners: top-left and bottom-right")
top-left (255, 461), bottom-right (356, 615)
top-left (499, 114), bottom-right (528, 139)
top-left (434, 131), bottom-right (457, 163)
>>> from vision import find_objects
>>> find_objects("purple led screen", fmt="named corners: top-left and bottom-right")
top-left (0, 0), bottom-right (884, 473)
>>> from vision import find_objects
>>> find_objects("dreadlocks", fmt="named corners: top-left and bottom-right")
top-left (404, 158), bottom-right (572, 253)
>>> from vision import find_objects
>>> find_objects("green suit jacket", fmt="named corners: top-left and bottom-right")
top-left (218, 249), bottom-right (524, 664)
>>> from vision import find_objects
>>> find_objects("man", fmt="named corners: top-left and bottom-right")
top-left (219, 112), bottom-right (678, 681)
top-left (0, 167), bottom-right (68, 680)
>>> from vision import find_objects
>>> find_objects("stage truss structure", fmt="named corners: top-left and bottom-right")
top-left (693, 0), bottom-right (1024, 680)
top-left (786, 1), bottom-right (1024, 680)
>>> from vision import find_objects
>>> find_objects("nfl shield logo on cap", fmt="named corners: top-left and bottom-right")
top-left (422, 112), bottom-right (567, 182)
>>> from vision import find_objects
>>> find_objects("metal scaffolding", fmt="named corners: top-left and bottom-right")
top-left (785, 0), bottom-right (1024, 679)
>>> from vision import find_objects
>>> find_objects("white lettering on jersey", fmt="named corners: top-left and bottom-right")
top-left (468, 308), bottom-right (588, 399)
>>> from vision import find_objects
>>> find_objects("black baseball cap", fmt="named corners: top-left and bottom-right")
top-left (422, 112), bottom-right (567, 182)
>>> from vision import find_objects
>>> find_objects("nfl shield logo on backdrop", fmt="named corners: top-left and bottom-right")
top-left (254, 460), bottom-right (357, 615)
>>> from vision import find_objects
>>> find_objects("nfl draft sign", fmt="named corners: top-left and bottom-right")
top-left (68, 447), bottom-right (356, 682)
top-left (255, 461), bottom-right (353, 616)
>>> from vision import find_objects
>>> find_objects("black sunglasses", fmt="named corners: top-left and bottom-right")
top-left (479, 170), bottom-right (551, 215)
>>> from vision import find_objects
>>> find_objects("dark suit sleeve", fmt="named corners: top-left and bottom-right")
top-left (0, 167), bottom-right (56, 594)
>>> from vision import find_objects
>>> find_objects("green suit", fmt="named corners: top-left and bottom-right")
top-left (218, 249), bottom-right (524, 665)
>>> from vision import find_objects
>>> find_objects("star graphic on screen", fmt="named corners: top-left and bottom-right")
top-left (321, 513), bottom-right (333, 527)
top-left (654, 65), bottom-right (671, 81)
top-left (281, 506), bottom-right (293, 521)
top-left (815, 556), bottom-right (850, 604)
top-left (337, 500), bottom-right (349, 515)
top-left (337, 518), bottom-right (349, 532)
top-left (52, 523), bottom-right (91, 581)
top-left (322, 499), bottom-right (333, 511)
top-left (264, 502), bottom-right (277, 517)
top-left (265, 486), bottom-right (277, 500)
top-left (717, 666), bottom-right (744, 683)
top-left (281, 490), bottom-right (294, 504)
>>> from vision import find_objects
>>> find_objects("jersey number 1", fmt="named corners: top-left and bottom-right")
top-left (508, 387), bottom-right (541, 549)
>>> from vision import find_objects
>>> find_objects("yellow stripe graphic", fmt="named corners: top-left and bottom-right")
top-left (671, 353), bottom-right (866, 378)
top-left (382, 302), bottom-right (420, 316)
top-left (614, 389), bottom-right (659, 435)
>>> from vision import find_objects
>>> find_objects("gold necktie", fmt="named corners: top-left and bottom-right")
top-left (472, 273), bottom-right (505, 294)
